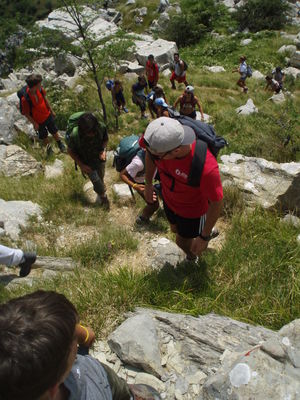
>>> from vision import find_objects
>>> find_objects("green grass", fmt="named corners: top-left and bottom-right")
top-left (1, 208), bottom-right (299, 337)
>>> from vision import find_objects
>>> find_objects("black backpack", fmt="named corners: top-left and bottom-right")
top-left (17, 85), bottom-right (45, 116)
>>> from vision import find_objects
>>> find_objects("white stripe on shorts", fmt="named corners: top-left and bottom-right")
top-left (198, 214), bottom-right (207, 236)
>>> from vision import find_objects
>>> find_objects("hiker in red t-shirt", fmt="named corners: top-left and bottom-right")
top-left (21, 74), bottom-right (65, 156)
top-left (145, 55), bottom-right (159, 89)
top-left (144, 117), bottom-right (223, 260)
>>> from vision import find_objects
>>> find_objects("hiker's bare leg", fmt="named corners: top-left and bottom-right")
top-left (176, 234), bottom-right (195, 259)
top-left (141, 201), bottom-right (159, 220)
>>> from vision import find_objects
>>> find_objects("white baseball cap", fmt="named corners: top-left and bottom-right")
top-left (185, 85), bottom-right (194, 93)
top-left (144, 117), bottom-right (195, 153)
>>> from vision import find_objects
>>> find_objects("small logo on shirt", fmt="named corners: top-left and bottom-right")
top-left (175, 169), bottom-right (188, 179)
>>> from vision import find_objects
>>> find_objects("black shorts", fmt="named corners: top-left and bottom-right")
top-left (38, 114), bottom-right (58, 139)
top-left (115, 91), bottom-right (125, 106)
top-left (163, 201), bottom-right (206, 239)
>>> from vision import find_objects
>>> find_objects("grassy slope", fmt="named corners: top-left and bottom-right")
top-left (0, 12), bottom-right (300, 337)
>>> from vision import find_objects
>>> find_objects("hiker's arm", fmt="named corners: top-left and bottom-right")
top-left (120, 170), bottom-right (144, 194)
top-left (173, 96), bottom-right (181, 109)
top-left (179, 61), bottom-right (184, 74)
top-left (191, 199), bottom-right (223, 255)
top-left (144, 150), bottom-right (157, 203)
top-left (44, 96), bottom-right (55, 117)
top-left (67, 148), bottom-right (92, 174)
top-left (99, 138), bottom-right (108, 161)
top-left (76, 324), bottom-right (95, 348)
top-left (23, 113), bottom-right (39, 130)
top-left (195, 97), bottom-right (204, 120)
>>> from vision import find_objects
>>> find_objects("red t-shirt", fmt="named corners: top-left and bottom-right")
top-left (21, 87), bottom-right (50, 124)
top-left (156, 141), bottom-right (223, 218)
top-left (146, 61), bottom-right (159, 83)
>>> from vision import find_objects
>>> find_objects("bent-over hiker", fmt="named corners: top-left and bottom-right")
top-left (0, 244), bottom-right (36, 277)
top-left (272, 66), bottom-right (284, 91)
top-left (144, 117), bottom-right (223, 261)
top-left (132, 76), bottom-right (148, 119)
top-left (265, 75), bottom-right (281, 93)
top-left (19, 73), bottom-right (66, 156)
top-left (66, 112), bottom-right (109, 208)
top-left (0, 290), bottom-right (161, 400)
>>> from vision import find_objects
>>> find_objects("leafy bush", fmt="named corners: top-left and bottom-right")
top-left (164, 0), bottom-right (218, 47)
top-left (235, 0), bottom-right (289, 32)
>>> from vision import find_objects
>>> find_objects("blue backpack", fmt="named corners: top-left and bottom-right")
top-left (246, 65), bottom-right (253, 78)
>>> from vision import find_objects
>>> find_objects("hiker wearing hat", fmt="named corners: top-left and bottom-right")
top-left (144, 117), bottom-right (223, 260)
top-left (170, 53), bottom-right (188, 90)
top-left (174, 86), bottom-right (204, 120)
top-left (154, 97), bottom-right (170, 118)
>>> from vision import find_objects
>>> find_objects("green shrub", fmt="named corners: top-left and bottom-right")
top-left (235, 0), bottom-right (289, 32)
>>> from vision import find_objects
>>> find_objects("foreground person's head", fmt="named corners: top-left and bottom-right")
top-left (0, 290), bottom-right (79, 400)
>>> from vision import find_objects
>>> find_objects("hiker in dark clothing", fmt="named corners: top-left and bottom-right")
top-left (148, 85), bottom-right (168, 119)
top-left (272, 66), bottom-right (284, 91)
top-left (265, 75), bottom-right (281, 93)
top-left (111, 80), bottom-right (129, 114)
top-left (131, 75), bottom-right (148, 119)
top-left (67, 113), bottom-right (109, 208)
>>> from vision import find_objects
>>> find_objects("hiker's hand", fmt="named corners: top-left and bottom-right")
top-left (99, 150), bottom-right (106, 161)
top-left (134, 184), bottom-right (145, 194)
top-left (33, 122), bottom-right (39, 130)
top-left (191, 236), bottom-right (209, 255)
top-left (145, 183), bottom-right (155, 203)
top-left (80, 164), bottom-right (92, 174)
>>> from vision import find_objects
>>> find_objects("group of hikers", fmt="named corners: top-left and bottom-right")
top-left (0, 49), bottom-right (287, 400)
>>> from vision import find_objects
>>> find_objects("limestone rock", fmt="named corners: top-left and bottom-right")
top-left (45, 159), bottom-right (64, 179)
top-left (158, 0), bottom-right (170, 13)
top-left (0, 145), bottom-right (43, 177)
top-left (33, 256), bottom-right (77, 271)
top-left (282, 66), bottom-right (300, 79)
top-left (281, 214), bottom-right (300, 228)
top-left (108, 313), bottom-right (164, 377)
top-left (54, 54), bottom-right (81, 76)
top-left (235, 98), bottom-right (258, 115)
top-left (112, 183), bottom-right (132, 200)
top-left (290, 50), bottom-right (300, 68)
top-left (149, 237), bottom-right (185, 269)
top-left (36, 7), bottom-right (118, 41)
top-left (126, 61), bottom-right (145, 74)
top-left (241, 38), bottom-right (252, 46)
top-left (204, 66), bottom-right (225, 73)
top-left (0, 198), bottom-right (42, 240)
top-left (203, 320), bottom-right (300, 399)
top-left (135, 38), bottom-right (178, 67)
top-left (83, 181), bottom-right (97, 204)
top-left (269, 91), bottom-right (285, 104)
top-left (0, 98), bottom-right (17, 143)
top-left (220, 153), bottom-right (300, 214)
top-left (252, 70), bottom-right (264, 79)
top-left (277, 44), bottom-right (297, 54)
top-left (126, 0), bottom-right (135, 4)
top-left (138, 7), bottom-right (147, 16)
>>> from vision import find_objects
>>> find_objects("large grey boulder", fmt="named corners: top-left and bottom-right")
top-left (220, 153), bottom-right (300, 214)
top-left (205, 66), bottom-right (225, 73)
top-left (0, 98), bottom-right (17, 143)
top-left (0, 145), bottom-right (42, 177)
top-left (135, 38), bottom-right (178, 67)
top-left (252, 70), bottom-right (264, 79)
top-left (95, 309), bottom-right (278, 399)
top-left (149, 237), bottom-right (185, 269)
top-left (36, 7), bottom-right (118, 41)
top-left (0, 198), bottom-right (42, 240)
top-left (54, 54), bottom-right (81, 76)
top-left (203, 319), bottom-right (300, 399)
top-left (269, 91), bottom-right (285, 104)
top-left (235, 98), bottom-right (258, 115)
top-left (282, 66), bottom-right (300, 79)
top-left (290, 50), bottom-right (300, 68)
top-left (277, 44), bottom-right (297, 54)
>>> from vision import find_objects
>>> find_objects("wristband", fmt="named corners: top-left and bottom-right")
top-left (79, 324), bottom-right (89, 344)
top-left (133, 183), bottom-right (137, 189)
top-left (199, 232), bottom-right (211, 242)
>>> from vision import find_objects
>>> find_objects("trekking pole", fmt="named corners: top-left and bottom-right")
top-left (128, 185), bottom-right (136, 203)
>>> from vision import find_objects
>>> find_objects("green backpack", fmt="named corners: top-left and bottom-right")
top-left (65, 111), bottom-right (86, 147)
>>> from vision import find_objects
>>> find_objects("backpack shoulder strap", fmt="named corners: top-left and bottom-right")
top-left (187, 140), bottom-right (207, 187)
top-left (24, 88), bottom-right (33, 116)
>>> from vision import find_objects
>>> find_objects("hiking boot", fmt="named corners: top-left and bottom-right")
top-left (135, 215), bottom-right (150, 225)
top-left (243, 87), bottom-right (248, 93)
top-left (46, 144), bottom-right (53, 156)
top-left (96, 195), bottom-right (110, 209)
top-left (19, 252), bottom-right (36, 277)
top-left (129, 384), bottom-right (161, 400)
top-left (57, 140), bottom-right (66, 153)
top-left (171, 84), bottom-right (176, 90)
